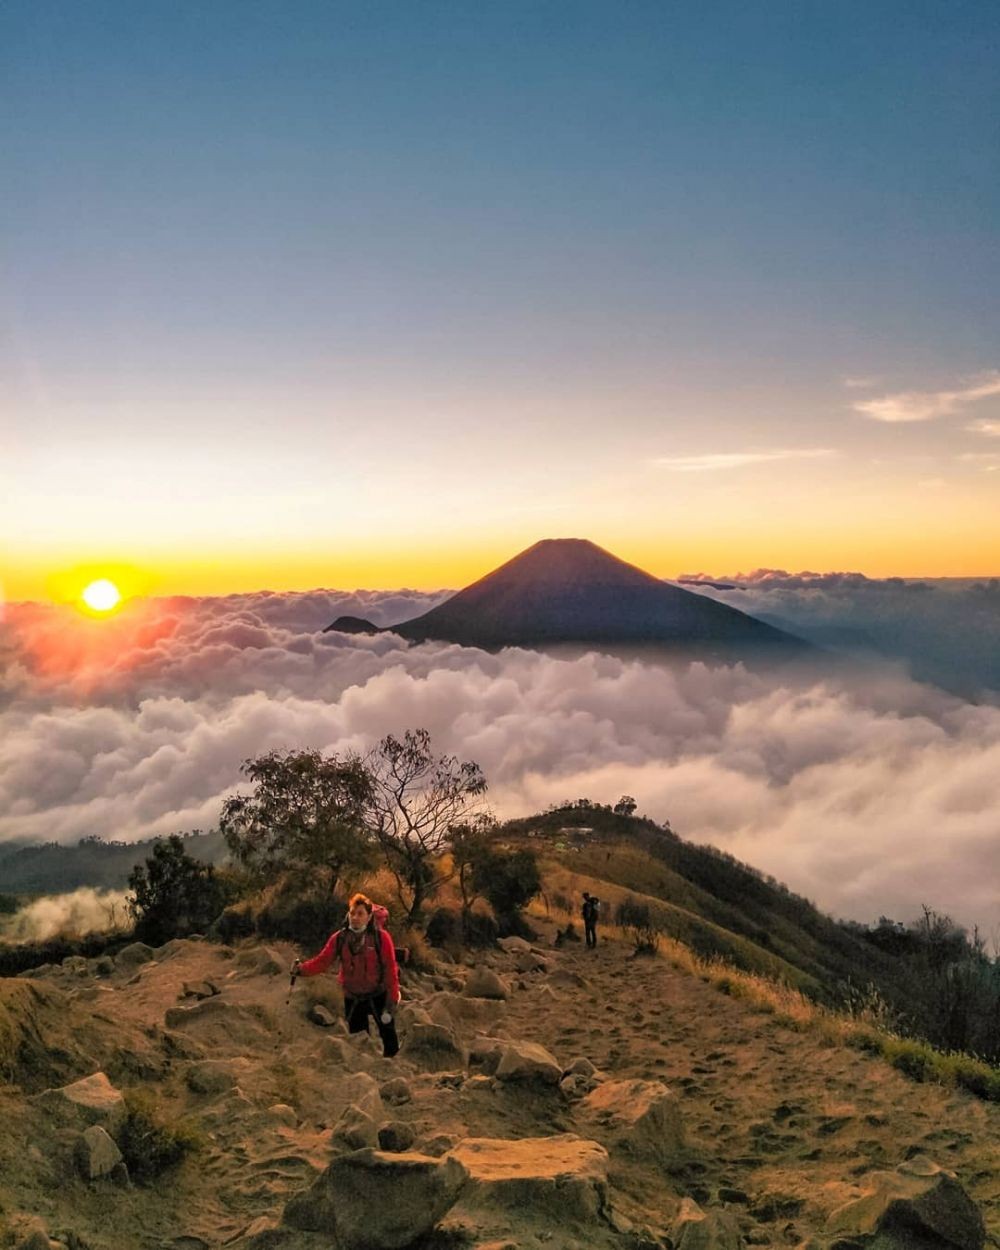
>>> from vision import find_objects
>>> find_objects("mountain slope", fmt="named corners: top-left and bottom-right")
top-left (326, 538), bottom-right (812, 658)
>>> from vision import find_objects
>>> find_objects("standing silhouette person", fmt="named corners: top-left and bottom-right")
top-left (291, 892), bottom-right (401, 1058)
top-left (582, 891), bottom-right (600, 949)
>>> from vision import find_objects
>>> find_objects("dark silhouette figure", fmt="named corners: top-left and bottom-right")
top-left (582, 891), bottom-right (600, 949)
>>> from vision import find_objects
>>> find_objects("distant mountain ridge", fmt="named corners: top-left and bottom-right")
top-left (325, 537), bottom-right (812, 659)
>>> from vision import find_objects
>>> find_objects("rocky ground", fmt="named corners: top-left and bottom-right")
top-left (2, 921), bottom-right (998, 1250)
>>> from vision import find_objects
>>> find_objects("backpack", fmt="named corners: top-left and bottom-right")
top-left (583, 897), bottom-right (600, 924)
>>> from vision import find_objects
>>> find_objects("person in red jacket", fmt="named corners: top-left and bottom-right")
top-left (292, 892), bottom-right (401, 1058)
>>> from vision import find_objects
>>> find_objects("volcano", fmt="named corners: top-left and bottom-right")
top-left (325, 538), bottom-right (812, 660)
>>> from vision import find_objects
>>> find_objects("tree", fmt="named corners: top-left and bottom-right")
top-left (364, 729), bottom-right (488, 923)
top-left (219, 749), bottom-right (375, 894)
top-left (613, 795), bottom-right (637, 818)
top-left (128, 834), bottom-right (227, 944)
top-left (448, 814), bottom-right (498, 920)
top-left (472, 847), bottom-right (541, 933)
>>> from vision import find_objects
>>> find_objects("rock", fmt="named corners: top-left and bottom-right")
top-left (402, 1022), bottom-right (467, 1072)
top-left (379, 1077), bottom-right (413, 1105)
top-left (36, 1072), bottom-right (126, 1131)
top-left (62, 955), bottom-right (90, 975)
top-left (513, 951), bottom-right (550, 973)
top-left (497, 936), bottom-right (532, 954)
top-left (448, 1134), bottom-right (610, 1223)
top-left (181, 980), bottom-right (220, 1001)
top-left (266, 1103), bottom-right (298, 1127)
top-left (307, 1004), bottom-right (338, 1028)
top-left (669, 1198), bottom-right (742, 1250)
top-left (566, 1057), bottom-right (597, 1078)
top-left (495, 1040), bottom-right (562, 1086)
top-left (378, 1121), bottom-right (416, 1152)
top-left (74, 1125), bottom-right (124, 1179)
top-left (283, 1149), bottom-right (468, 1249)
top-left (549, 968), bottom-right (587, 989)
top-left (469, 1035), bottom-right (506, 1074)
top-left (235, 946), bottom-right (284, 977)
top-left (93, 956), bottom-right (115, 977)
top-left (464, 1074), bottom-right (494, 1092)
top-left (331, 1102), bottom-right (380, 1151)
top-left (580, 1078), bottom-right (684, 1165)
top-left (825, 1156), bottom-right (985, 1250)
top-left (426, 991), bottom-right (505, 1034)
top-left (115, 942), bottom-right (155, 969)
top-left (463, 968), bottom-right (509, 1000)
top-left (185, 1059), bottom-right (240, 1095)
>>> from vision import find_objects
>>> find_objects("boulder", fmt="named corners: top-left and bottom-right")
top-left (402, 1022), bottom-right (467, 1072)
top-left (36, 1072), bottom-right (126, 1131)
top-left (463, 968), bottom-right (509, 1000)
top-left (513, 951), bottom-right (550, 974)
top-left (74, 1124), bottom-right (124, 1180)
top-left (469, 1036), bottom-right (506, 1074)
top-left (283, 1149), bottom-right (468, 1249)
top-left (185, 1059), bottom-right (241, 1096)
top-left (549, 968), bottom-right (587, 989)
top-left (379, 1077), bottom-right (413, 1106)
top-left (580, 1078), bottom-right (684, 1165)
top-left (448, 1134), bottom-right (610, 1223)
top-left (115, 942), bottom-right (155, 969)
top-left (669, 1198), bottom-right (742, 1250)
top-left (426, 991), bottom-right (505, 1034)
top-left (495, 1040), bottom-right (562, 1086)
top-left (497, 936), bottom-right (532, 954)
top-left (825, 1156), bottom-right (985, 1250)
top-left (181, 980), bottom-right (220, 1001)
top-left (331, 1102), bottom-right (380, 1151)
top-left (378, 1121), bottom-right (416, 1152)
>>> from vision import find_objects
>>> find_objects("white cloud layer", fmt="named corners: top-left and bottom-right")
top-left (852, 371), bottom-right (1000, 423)
top-left (652, 449), bottom-right (837, 472)
top-left (1, 585), bottom-right (999, 935)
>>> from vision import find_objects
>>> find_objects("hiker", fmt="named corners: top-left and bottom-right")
top-left (582, 891), bottom-right (600, 949)
top-left (291, 892), bottom-right (401, 1058)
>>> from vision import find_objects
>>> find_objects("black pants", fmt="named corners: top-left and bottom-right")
top-left (585, 921), bottom-right (597, 948)
top-left (344, 992), bottom-right (399, 1058)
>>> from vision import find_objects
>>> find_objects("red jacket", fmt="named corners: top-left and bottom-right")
top-left (298, 926), bottom-right (400, 1004)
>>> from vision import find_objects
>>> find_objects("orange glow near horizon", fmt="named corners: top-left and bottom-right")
top-left (4, 526), bottom-right (1000, 607)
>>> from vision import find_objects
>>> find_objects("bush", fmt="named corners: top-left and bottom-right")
top-left (117, 1090), bottom-right (200, 1180)
top-left (615, 895), bottom-right (661, 954)
top-left (256, 889), bottom-right (347, 950)
top-left (472, 848), bottom-right (541, 931)
top-left (425, 907), bottom-right (498, 953)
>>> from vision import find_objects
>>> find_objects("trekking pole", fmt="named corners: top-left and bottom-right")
top-left (286, 967), bottom-right (298, 1005)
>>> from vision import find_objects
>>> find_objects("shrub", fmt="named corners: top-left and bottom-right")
top-left (472, 848), bottom-right (541, 931)
top-left (117, 1090), bottom-right (200, 1180)
top-left (615, 895), bottom-right (661, 954)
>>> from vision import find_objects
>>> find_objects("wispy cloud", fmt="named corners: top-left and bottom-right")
top-left (652, 449), bottom-right (838, 473)
top-left (957, 452), bottom-right (1000, 472)
top-left (853, 372), bottom-right (1000, 423)
top-left (968, 419), bottom-right (1000, 438)
top-left (843, 376), bottom-right (881, 389)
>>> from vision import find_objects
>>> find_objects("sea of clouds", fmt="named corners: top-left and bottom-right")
top-left (1, 578), bottom-right (999, 936)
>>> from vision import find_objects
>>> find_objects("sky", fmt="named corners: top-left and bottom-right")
top-left (2, 1), bottom-right (999, 601)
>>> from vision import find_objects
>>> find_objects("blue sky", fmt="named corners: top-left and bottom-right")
top-left (3, 1), bottom-right (999, 596)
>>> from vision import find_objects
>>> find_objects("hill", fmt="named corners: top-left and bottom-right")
top-left (0, 831), bottom-right (228, 896)
top-left (325, 538), bottom-right (813, 661)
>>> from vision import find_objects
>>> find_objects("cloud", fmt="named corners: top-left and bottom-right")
top-left (2, 587), bottom-right (1000, 935)
top-left (853, 372), bottom-right (1000, 423)
top-left (968, 419), bottom-right (1000, 438)
top-left (652, 449), bottom-right (838, 472)
top-left (1, 888), bottom-right (131, 942)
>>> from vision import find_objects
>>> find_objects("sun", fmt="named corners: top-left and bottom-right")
top-left (81, 578), bottom-right (122, 613)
